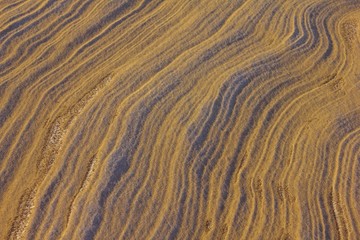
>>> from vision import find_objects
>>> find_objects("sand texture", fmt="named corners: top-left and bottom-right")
top-left (1, 0), bottom-right (360, 239)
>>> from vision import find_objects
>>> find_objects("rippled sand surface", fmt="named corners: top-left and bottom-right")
top-left (1, 0), bottom-right (360, 239)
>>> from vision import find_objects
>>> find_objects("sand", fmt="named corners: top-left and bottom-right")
top-left (0, 0), bottom-right (360, 239)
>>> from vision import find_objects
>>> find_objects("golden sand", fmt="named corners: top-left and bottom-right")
top-left (0, 0), bottom-right (360, 239)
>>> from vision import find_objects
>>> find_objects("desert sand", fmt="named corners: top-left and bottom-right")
top-left (0, 0), bottom-right (360, 239)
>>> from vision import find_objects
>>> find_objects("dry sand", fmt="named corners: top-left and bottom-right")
top-left (0, 0), bottom-right (360, 239)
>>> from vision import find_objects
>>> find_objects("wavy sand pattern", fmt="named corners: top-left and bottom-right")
top-left (1, 0), bottom-right (360, 239)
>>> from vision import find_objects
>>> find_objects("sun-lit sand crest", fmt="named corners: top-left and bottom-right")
top-left (0, 0), bottom-right (360, 239)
